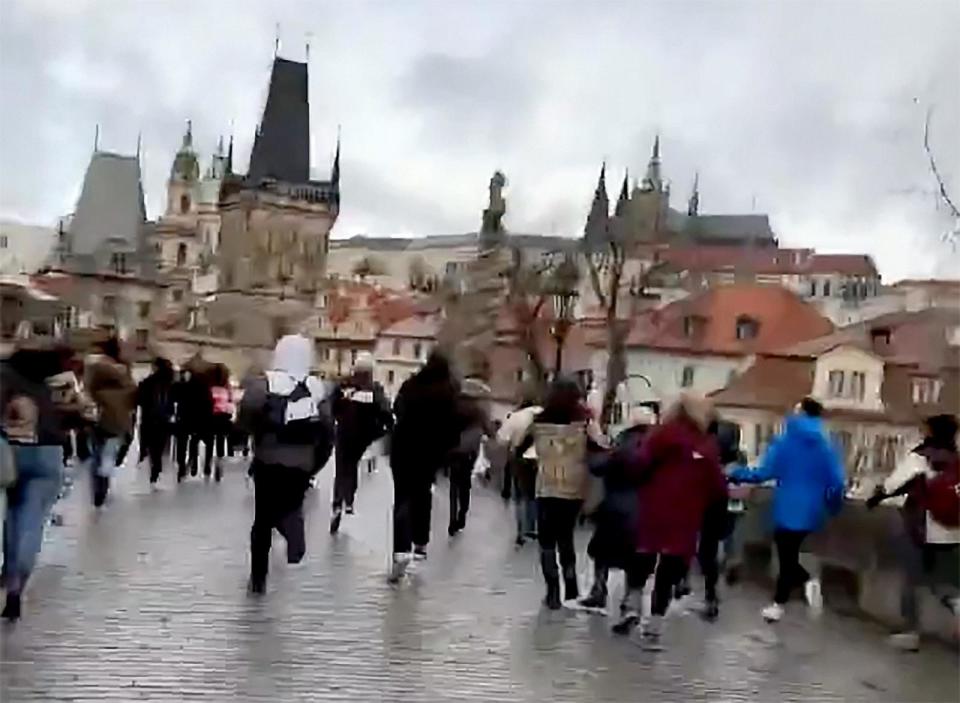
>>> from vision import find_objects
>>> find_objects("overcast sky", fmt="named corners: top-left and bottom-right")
top-left (1, 0), bottom-right (957, 280)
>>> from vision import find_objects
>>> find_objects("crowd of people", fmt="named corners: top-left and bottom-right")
top-left (1, 333), bottom-right (957, 655)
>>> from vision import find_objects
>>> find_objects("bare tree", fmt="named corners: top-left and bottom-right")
top-left (407, 255), bottom-right (430, 291)
top-left (584, 239), bottom-right (663, 428)
top-left (352, 254), bottom-right (387, 282)
top-left (924, 107), bottom-right (959, 245)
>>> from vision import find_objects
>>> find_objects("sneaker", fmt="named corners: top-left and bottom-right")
top-left (640, 616), bottom-right (664, 651)
top-left (388, 553), bottom-right (411, 583)
top-left (612, 611), bottom-right (640, 635)
top-left (329, 509), bottom-right (342, 535)
top-left (413, 545), bottom-right (428, 561)
top-left (887, 632), bottom-right (920, 652)
top-left (564, 577), bottom-right (580, 603)
top-left (345, 504), bottom-right (355, 515)
top-left (447, 523), bottom-right (460, 537)
top-left (699, 598), bottom-right (720, 623)
top-left (941, 595), bottom-right (960, 616)
top-left (543, 581), bottom-right (562, 611)
top-left (804, 578), bottom-right (823, 614)
top-left (578, 588), bottom-right (608, 611)
top-left (761, 603), bottom-right (784, 622)
top-left (514, 534), bottom-right (526, 548)
top-left (248, 576), bottom-right (267, 596)
top-left (1, 593), bottom-right (22, 621)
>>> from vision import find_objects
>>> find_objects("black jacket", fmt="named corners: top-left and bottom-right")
top-left (137, 370), bottom-right (175, 428)
top-left (390, 366), bottom-right (460, 476)
top-left (1, 351), bottom-right (67, 446)
top-left (332, 371), bottom-right (393, 459)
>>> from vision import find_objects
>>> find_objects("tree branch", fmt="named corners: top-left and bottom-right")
top-left (924, 108), bottom-right (960, 221)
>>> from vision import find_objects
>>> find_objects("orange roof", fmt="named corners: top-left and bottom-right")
top-left (380, 312), bottom-right (441, 339)
top-left (626, 284), bottom-right (834, 356)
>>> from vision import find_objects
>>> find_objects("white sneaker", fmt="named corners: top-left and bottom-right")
top-left (804, 578), bottom-right (823, 614)
top-left (761, 603), bottom-right (784, 622)
top-left (887, 632), bottom-right (920, 652)
top-left (388, 552), bottom-right (411, 583)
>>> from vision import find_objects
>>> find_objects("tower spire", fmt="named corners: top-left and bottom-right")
top-left (642, 134), bottom-right (663, 192)
top-left (94, 123), bottom-right (100, 152)
top-left (226, 133), bottom-right (234, 175)
top-left (331, 126), bottom-right (341, 186)
top-left (136, 131), bottom-right (142, 161)
top-left (688, 171), bottom-right (700, 216)
top-left (615, 169), bottom-right (630, 217)
top-left (584, 161), bottom-right (610, 248)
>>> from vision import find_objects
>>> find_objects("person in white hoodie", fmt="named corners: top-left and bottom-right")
top-left (867, 414), bottom-right (960, 651)
top-left (497, 398), bottom-right (542, 546)
top-left (238, 335), bottom-right (334, 595)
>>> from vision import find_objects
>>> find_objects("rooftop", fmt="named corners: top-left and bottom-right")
top-left (625, 283), bottom-right (835, 356)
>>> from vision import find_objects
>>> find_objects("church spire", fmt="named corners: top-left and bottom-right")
top-left (584, 161), bottom-right (610, 248)
top-left (615, 169), bottom-right (630, 217)
top-left (688, 171), bottom-right (700, 216)
top-left (331, 127), bottom-right (341, 187)
top-left (226, 134), bottom-right (234, 175)
top-left (642, 134), bottom-right (662, 193)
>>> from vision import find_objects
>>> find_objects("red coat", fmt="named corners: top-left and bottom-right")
top-left (629, 417), bottom-right (728, 559)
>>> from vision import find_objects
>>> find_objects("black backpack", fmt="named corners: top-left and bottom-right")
top-left (264, 378), bottom-right (325, 446)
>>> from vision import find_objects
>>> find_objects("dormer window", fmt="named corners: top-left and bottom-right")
top-left (180, 194), bottom-right (191, 214)
top-left (828, 370), bottom-right (844, 397)
top-left (683, 314), bottom-right (706, 338)
top-left (735, 315), bottom-right (759, 340)
top-left (870, 326), bottom-right (892, 353)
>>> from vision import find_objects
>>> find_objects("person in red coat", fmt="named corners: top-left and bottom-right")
top-left (612, 393), bottom-right (727, 649)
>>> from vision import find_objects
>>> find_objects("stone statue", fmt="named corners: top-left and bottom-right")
top-left (480, 170), bottom-right (507, 250)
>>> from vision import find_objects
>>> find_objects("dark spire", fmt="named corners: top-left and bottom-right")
top-left (687, 171), bottom-right (700, 216)
top-left (248, 57), bottom-right (311, 184)
top-left (226, 134), bottom-right (234, 175)
top-left (653, 134), bottom-right (660, 160)
top-left (615, 169), bottom-right (630, 217)
top-left (583, 162), bottom-right (610, 247)
top-left (183, 119), bottom-right (193, 148)
top-left (331, 126), bottom-right (340, 187)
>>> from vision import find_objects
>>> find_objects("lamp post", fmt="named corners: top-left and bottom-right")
top-left (550, 288), bottom-right (578, 377)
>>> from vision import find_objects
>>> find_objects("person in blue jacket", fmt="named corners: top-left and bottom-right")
top-left (730, 397), bottom-right (845, 623)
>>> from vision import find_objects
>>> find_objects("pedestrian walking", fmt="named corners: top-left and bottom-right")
top-left (729, 397), bottom-right (845, 623)
top-left (447, 377), bottom-right (494, 537)
top-left (238, 334), bottom-right (334, 595)
top-left (388, 352), bottom-right (460, 582)
top-left (521, 377), bottom-right (603, 610)
top-left (579, 405), bottom-right (654, 612)
top-left (329, 352), bottom-right (393, 534)
top-left (867, 413), bottom-right (960, 651)
top-left (136, 357), bottom-right (175, 486)
top-left (208, 364), bottom-right (235, 482)
top-left (497, 399), bottom-right (542, 546)
top-left (84, 337), bottom-right (136, 508)
top-left (1, 342), bottom-right (78, 621)
top-left (612, 393), bottom-right (727, 649)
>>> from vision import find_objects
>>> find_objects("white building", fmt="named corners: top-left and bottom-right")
top-left (0, 220), bottom-right (57, 275)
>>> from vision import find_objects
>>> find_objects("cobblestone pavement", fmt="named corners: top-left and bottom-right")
top-left (2, 455), bottom-right (958, 702)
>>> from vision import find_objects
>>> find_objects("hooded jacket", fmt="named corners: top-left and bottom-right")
top-left (238, 335), bottom-right (333, 473)
top-left (730, 414), bottom-right (845, 532)
top-left (332, 369), bottom-right (393, 461)
top-left (85, 354), bottom-right (136, 437)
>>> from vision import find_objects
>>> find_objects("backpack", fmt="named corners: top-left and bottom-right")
top-left (264, 374), bottom-right (323, 446)
top-left (925, 457), bottom-right (960, 528)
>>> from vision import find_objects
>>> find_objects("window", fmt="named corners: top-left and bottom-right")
top-left (516, 368), bottom-right (524, 383)
top-left (912, 377), bottom-right (943, 404)
top-left (850, 371), bottom-right (866, 401)
top-left (0, 235), bottom-right (7, 249)
top-left (110, 252), bottom-right (127, 274)
top-left (102, 295), bottom-right (117, 317)
top-left (387, 370), bottom-right (395, 385)
top-left (172, 288), bottom-right (184, 303)
top-left (350, 349), bottom-right (358, 365)
top-left (135, 328), bottom-right (149, 349)
top-left (735, 315), bottom-right (759, 340)
top-left (413, 342), bottom-right (422, 359)
top-left (809, 280), bottom-right (817, 297)
top-left (180, 194), bottom-right (190, 214)
top-left (176, 243), bottom-right (187, 267)
top-left (680, 365), bottom-right (695, 388)
top-left (823, 280), bottom-right (831, 297)
top-left (392, 339), bottom-right (401, 356)
top-left (138, 301), bottom-right (151, 319)
top-left (828, 370), bottom-right (844, 397)
top-left (683, 316), bottom-right (695, 337)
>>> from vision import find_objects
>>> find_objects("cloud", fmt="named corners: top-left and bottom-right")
top-left (0, 0), bottom-right (957, 281)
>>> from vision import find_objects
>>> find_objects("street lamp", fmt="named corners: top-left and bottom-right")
top-left (550, 288), bottom-right (579, 376)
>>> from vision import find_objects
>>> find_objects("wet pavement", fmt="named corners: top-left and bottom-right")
top-left (2, 454), bottom-right (958, 702)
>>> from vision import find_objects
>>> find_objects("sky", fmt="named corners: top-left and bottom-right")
top-left (1, 0), bottom-right (958, 281)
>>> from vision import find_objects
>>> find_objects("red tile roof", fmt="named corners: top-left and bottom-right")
top-left (625, 284), bottom-right (834, 356)
top-left (651, 246), bottom-right (878, 277)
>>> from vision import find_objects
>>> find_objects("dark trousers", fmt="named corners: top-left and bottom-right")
top-left (392, 466), bottom-right (433, 554)
top-left (250, 462), bottom-right (311, 582)
top-left (626, 552), bottom-right (688, 616)
top-left (143, 423), bottom-right (171, 483)
top-left (696, 530), bottom-right (721, 603)
top-left (774, 528), bottom-right (811, 604)
top-left (333, 445), bottom-right (361, 510)
top-left (448, 458), bottom-right (473, 528)
top-left (537, 497), bottom-right (581, 585)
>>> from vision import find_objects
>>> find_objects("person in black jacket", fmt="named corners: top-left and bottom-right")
top-left (136, 357), bottom-right (175, 486)
top-left (329, 352), bottom-right (393, 533)
top-left (447, 378), bottom-right (495, 536)
top-left (578, 405), bottom-right (655, 611)
top-left (388, 352), bottom-right (461, 581)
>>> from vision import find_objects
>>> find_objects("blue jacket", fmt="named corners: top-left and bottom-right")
top-left (730, 414), bottom-right (845, 532)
